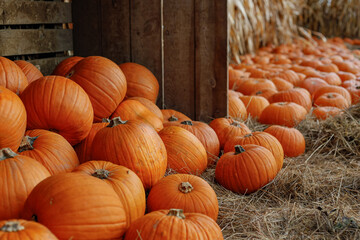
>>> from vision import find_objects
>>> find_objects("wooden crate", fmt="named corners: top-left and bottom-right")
top-left (72, 0), bottom-right (228, 122)
top-left (0, 0), bottom-right (73, 75)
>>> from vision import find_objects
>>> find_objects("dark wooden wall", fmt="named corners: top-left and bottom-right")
top-left (0, 0), bottom-right (73, 75)
top-left (72, 0), bottom-right (228, 122)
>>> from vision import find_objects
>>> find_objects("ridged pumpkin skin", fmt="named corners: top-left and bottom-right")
top-left (20, 76), bottom-right (94, 145)
top-left (312, 106), bottom-right (343, 120)
top-left (215, 144), bottom-right (278, 194)
top-left (229, 95), bottom-right (247, 120)
top-left (162, 109), bottom-right (191, 126)
top-left (264, 125), bottom-right (305, 157)
top-left (0, 148), bottom-right (50, 220)
top-left (270, 77), bottom-right (294, 91)
top-left (159, 126), bottom-right (207, 175)
top-left (300, 77), bottom-right (328, 96)
top-left (22, 173), bottom-right (127, 240)
top-left (236, 78), bottom-right (276, 95)
top-left (111, 99), bottom-right (163, 132)
top-left (239, 95), bottom-right (270, 119)
top-left (209, 118), bottom-right (251, 149)
top-left (0, 219), bottom-right (58, 240)
top-left (91, 118), bottom-right (167, 189)
top-left (314, 92), bottom-right (350, 109)
top-left (259, 102), bottom-right (307, 127)
top-left (74, 120), bottom-right (109, 164)
top-left (0, 57), bottom-right (28, 94)
top-left (73, 161), bottom-right (146, 227)
top-left (269, 88), bottom-right (312, 112)
top-left (124, 209), bottom-right (223, 240)
top-left (67, 56), bottom-right (127, 122)
top-left (18, 129), bottom-right (79, 175)
top-left (147, 174), bottom-right (219, 221)
top-left (14, 60), bottom-right (43, 84)
top-left (312, 85), bottom-right (352, 105)
top-left (252, 88), bottom-right (278, 100)
top-left (166, 121), bottom-right (220, 165)
top-left (128, 97), bottom-right (163, 121)
top-left (51, 56), bottom-right (84, 76)
top-left (224, 132), bottom-right (284, 172)
top-left (0, 87), bottom-right (27, 152)
top-left (120, 62), bottom-right (159, 103)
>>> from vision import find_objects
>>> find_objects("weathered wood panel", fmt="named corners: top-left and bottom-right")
top-left (0, 1), bottom-right (72, 25)
top-left (28, 56), bottom-right (68, 76)
top-left (0, 29), bottom-right (73, 56)
top-left (195, 0), bottom-right (228, 122)
top-left (130, 0), bottom-right (162, 106)
top-left (163, 0), bottom-right (195, 119)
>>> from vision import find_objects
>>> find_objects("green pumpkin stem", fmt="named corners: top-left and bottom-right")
top-left (92, 169), bottom-right (110, 179)
top-left (180, 121), bottom-right (193, 126)
top-left (0, 221), bottom-right (25, 232)
top-left (234, 145), bottom-right (245, 155)
top-left (107, 117), bottom-right (127, 128)
top-left (0, 148), bottom-right (17, 161)
top-left (168, 115), bottom-right (178, 122)
top-left (18, 136), bottom-right (39, 153)
top-left (167, 209), bottom-right (186, 219)
top-left (101, 118), bottom-right (111, 123)
top-left (244, 133), bottom-right (253, 138)
top-left (178, 182), bottom-right (194, 193)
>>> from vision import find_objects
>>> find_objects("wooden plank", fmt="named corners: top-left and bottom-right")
top-left (0, 1), bottom-right (72, 25)
top-left (101, 0), bottom-right (131, 64)
top-left (72, 0), bottom-right (102, 57)
top-left (195, 0), bottom-right (228, 122)
top-left (163, 1), bottom-right (195, 119)
top-left (28, 56), bottom-right (68, 76)
top-left (130, 0), bottom-right (162, 105)
top-left (0, 29), bottom-right (73, 56)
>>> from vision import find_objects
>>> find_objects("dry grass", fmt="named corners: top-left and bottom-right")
top-left (201, 105), bottom-right (360, 239)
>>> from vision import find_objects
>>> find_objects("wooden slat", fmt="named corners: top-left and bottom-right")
top-left (72, 0), bottom-right (102, 57)
top-left (0, 29), bottom-right (73, 56)
top-left (0, 1), bottom-right (72, 25)
top-left (101, 0), bottom-right (131, 63)
top-left (195, 0), bottom-right (228, 122)
top-left (163, 1), bottom-right (195, 119)
top-left (28, 56), bottom-right (68, 76)
top-left (130, 0), bottom-right (162, 105)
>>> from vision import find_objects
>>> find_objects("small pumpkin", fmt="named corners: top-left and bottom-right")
top-left (312, 85), bottom-right (352, 105)
top-left (236, 78), bottom-right (276, 95)
top-left (228, 95), bottom-right (247, 120)
top-left (300, 77), bottom-right (328, 96)
top-left (124, 209), bottom-right (223, 240)
top-left (312, 106), bottom-right (343, 120)
top-left (215, 144), bottom-right (278, 194)
top-left (162, 109), bottom-right (191, 126)
top-left (0, 219), bottom-right (58, 240)
top-left (14, 60), bottom-right (43, 84)
top-left (0, 57), bottom-right (28, 94)
top-left (314, 92), bottom-right (350, 109)
top-left (264, 125), bottom-right (305, 157)
top-left (51, 56), bottom-right (84, 76)
top-left (270, 77), bottom-right (294, 91)
top-left (239, 95), bottom-right (270, 119)
top-left (18, 129), bottom-right (79, 175)
top-left (251, 88), bottom-right (278, 100)
top-left (147, 174), bottom-right (219, 221)
top-left (269, 88), bottom-right (312, 112)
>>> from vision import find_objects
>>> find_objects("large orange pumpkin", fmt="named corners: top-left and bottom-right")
top-left (159, 126), bottom-right (207, 175)
top-left (0, 219), bottom-right (58, 240)
top-left (51, 56), bottom-right (84, 76)
top-left (20, 76), bottom-right (94, 145)
top-left (67, 56), bottom-right (127, 122)
top-left (0, 86), bottom-right (27, 152)
top-left (124, 209), bottom-right (223, 240)
top-left (73, 161), bottom-right (146, 227)
top-left (0, 148), bottom-right (50, 220)
top-left (22, 173), bottom-right (127, 240)
top-left (14, 60), bottom-right (43, 84)
top-left (18, 129), bottom-right (79, 175)
top-left (120, 62), bottom-right (159, 103)
top-left (147, 174), bottom-right (219, 221)
top-left (0, 57), bottom-right (28, 94)
top-left (91, 118), bottom-right (167, 189)
top-left (215, 144), bottom-right (278, 194)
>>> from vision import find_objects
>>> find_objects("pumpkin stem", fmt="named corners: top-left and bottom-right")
top-left (32, 214), bottom-right (38, 222)
top-left (101, 118), bottom-right (111, 123)
top-left (178, 182), bottom-right (194, 193)
top-left (234, 145), bottom-right (246, 154)
top-left (180, 121), bottom-right (193, 126)
top-left (244, 133), bottom-right (253, 138)
top-left (18, 136), bottom-right (38, 153)
top-left (278, 102), bottom-right (287, 106)
top-left (327, 93), bottom-right (335, 98)
top-left (230, 121), bottom-right (242, 127)
top-left (92, 169), bottom-right (110, 179)
top-left (107, 117), bottom-right (127, 128)
top-left (0, 148), bottom-right (17, 161)
top-left (0, 221), bottom-right (25, 232)
top-left (66, 69), bottom-right (75, 78)
top-left (356, 86), bottom-right (360, 89)
top-left (167, 209), bottom-right (185, 219)
top-left (168, 115), bottom-right (178, 122)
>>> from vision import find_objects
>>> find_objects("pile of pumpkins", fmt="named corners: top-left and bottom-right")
top-left (0, 36), bottom-right (356, 239)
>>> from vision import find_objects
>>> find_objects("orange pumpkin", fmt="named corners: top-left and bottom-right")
top-left (270, 77), bottom-right (294, 91)
top-left (314, 92), bottom-right (350, 109)
top-left (162, 109), bottom-right (191, 126)
top-left (51, 56), bottom-right (84, 76)
top-left (312, 106), bottom-right (343, 120)
top-left (0, 57), bottom-right (28, 94)
top-left (312, 85), bottom-right (352, 105)
top-left (14, 60), bottom-right (43, 83)
top-left (127, 97), bottom-right (163, 121)
top-left (236, 78), bottom-right (276, 95)
top-left (269, 88), bottom-right (312, 112)
top-left (252, 88), bottom-right (278, 100)
top-left (239, 95), bottom-right (270, 119)
top-left (228, 95), bottom-right (247, 120)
